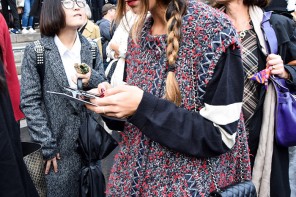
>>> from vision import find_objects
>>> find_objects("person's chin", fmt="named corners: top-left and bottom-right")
top-left (130, 6), bottom-right (143, 14)
top-left (73, 22), bottom-right (84, 29)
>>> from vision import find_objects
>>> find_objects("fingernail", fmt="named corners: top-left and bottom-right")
top-left (100, 88), bottom-right (105, 98)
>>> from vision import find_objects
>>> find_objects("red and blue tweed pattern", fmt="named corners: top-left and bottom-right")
top-left (106, 1), bottom-right (251, 196)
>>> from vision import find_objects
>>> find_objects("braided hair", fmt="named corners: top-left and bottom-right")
top-left (165, 0), bottom-right (187, 105)
top-left (115, 0), bottom-right (187, 105)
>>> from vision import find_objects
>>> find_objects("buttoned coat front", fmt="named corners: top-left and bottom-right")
top-left (20, 34), bottom-right (106, 197)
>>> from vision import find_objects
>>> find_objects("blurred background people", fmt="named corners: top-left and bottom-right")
top-left (1, 0), bottom-right (22, 33)
top-left (86, 0), bottom-right (117, 22)
top-left (21, 0), bottom-right (36, 34)
top-left (292, 7), bottom-right (296, 20)
top-left (105, 9), bottom-right (137, 87)
top-left (265, 0), bottom-right (295, 19)
top-left (79, 3), bottom-right (103, 57)
top-left (96, 3), bottom-right (116, 69)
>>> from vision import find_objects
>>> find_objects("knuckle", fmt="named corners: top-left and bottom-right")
top-left (114, 106), bottom-right (121, 113)
top-left (114, 113), bottom-right (120, 118)
top-left (95, 107), bottom-right (101, 114)
top-left (110, 97), bottom-right (117, 104)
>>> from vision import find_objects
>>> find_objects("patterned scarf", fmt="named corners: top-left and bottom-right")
top-left (241, 29), bottom-right (259, 127)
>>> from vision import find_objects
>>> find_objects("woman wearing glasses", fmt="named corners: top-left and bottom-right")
top-left (20, 0), bottom-right (106, 196)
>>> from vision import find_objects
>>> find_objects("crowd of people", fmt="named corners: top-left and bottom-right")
top-left (1, 0), bottom-right (296, 196)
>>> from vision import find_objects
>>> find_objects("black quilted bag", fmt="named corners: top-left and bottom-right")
top-left (22, 142), bottom-right (47, 197)
top-left (209, 180), bottom-right (257, 197)
top-left (208, 119), bottom-right (257, 197)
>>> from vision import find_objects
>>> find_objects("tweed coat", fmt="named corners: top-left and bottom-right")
top-left (20, 34), bottom-right (106, 197)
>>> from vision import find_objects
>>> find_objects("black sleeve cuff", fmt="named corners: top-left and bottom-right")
top-left (285, 64), bottom-right (296, 86)
top-left (102, 116), bottom-right (125, 131)
top-left (128, 91), bottom-right (158, 130)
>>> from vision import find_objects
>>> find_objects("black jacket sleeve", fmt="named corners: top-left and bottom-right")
top-left (102, 116), bottom-right (125, 131)
top-left (285, 64), bottom-right (296, 90)
top-left (128, 46), bottom-right (244, 158)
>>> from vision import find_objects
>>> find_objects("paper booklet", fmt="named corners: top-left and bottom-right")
top-left (47, 87), bottom-right (101, 106)
top-left (47, 87), bottom-right (126, 121)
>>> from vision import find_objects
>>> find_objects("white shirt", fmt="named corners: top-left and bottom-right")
top-left (105, 11), bottom-right (138, 87)
top-left (106, 11), bottom-right (137, 60)
top-left (54, 33), bottom-right (81, 89)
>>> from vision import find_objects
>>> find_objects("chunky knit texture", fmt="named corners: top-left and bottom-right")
top-left (107, 1), bottom-right (251, 196)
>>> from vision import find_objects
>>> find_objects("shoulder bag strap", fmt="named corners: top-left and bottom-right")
top-left (33, 40), bottom-right (45, 89)
top-left (261, 11), bottom-right (278, 54)
top-left (89, 40), bottom-right (97, 67)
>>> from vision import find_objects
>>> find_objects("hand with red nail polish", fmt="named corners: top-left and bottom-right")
top-left (87, 81), bottom-right (111, 99)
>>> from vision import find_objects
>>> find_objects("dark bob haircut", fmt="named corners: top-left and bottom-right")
top-left (40, 0), bottom-right (66, 37)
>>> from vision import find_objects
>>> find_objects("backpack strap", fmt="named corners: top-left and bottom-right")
top-left (33, 40), bottom-right (45, 88)
top-left (33, 39), bottom-right (97, 90)
top-left (261, 11), bottom-right (278, 54)
top-left (89, 40), bottom-right (97, 67)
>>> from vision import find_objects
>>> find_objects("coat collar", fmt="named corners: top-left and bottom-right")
top-left (83, 20), bottom-right (95, 36)
top-left (40, 33), bottom-right (94, 90)
top-left (219, 6), bottom-right (268, 55)
top-left (40, 33), bottom-right (94, 110)
top-left (41, 32), bottom-right (92, 54)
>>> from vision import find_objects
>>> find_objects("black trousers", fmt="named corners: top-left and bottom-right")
top-left (1, 0), bottom-right (21, 29)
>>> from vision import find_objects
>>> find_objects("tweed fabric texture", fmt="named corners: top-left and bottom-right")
top-left (21, 34), bottom-right (106, 197)
top-left (106, 1), bottom-right (251, 196)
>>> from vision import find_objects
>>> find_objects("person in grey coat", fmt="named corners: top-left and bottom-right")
top-left (20, 0), bottom-right (106, 196)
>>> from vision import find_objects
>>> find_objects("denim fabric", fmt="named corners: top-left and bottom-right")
top-left (21, 0), bottom-right (35, 28)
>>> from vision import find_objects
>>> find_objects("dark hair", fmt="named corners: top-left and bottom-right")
top-left (116, 0), bottom-right (187, 105)
top-left (211, 0), bottom-right (270, 8)
top-left (40, 0), bottom-right (66, 36)
top-left (243, 0), bottom-right (270, 7)
top-left (0, 47), bottom-right (6, 91)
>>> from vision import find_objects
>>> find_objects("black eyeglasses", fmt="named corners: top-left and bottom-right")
top-left (61, 0), bottom-right (86, 9)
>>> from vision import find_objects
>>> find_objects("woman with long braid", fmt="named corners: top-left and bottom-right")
top-left (87, 0), bottom-right (251, 195)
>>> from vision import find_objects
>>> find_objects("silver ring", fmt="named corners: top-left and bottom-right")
top-left (102, 107), bottom-right (105, 114)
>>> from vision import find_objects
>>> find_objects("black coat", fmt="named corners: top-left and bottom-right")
top-left (249, 13), bottom-right (296, 197)
top-left (0, 59), bottom-right (38, 197)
